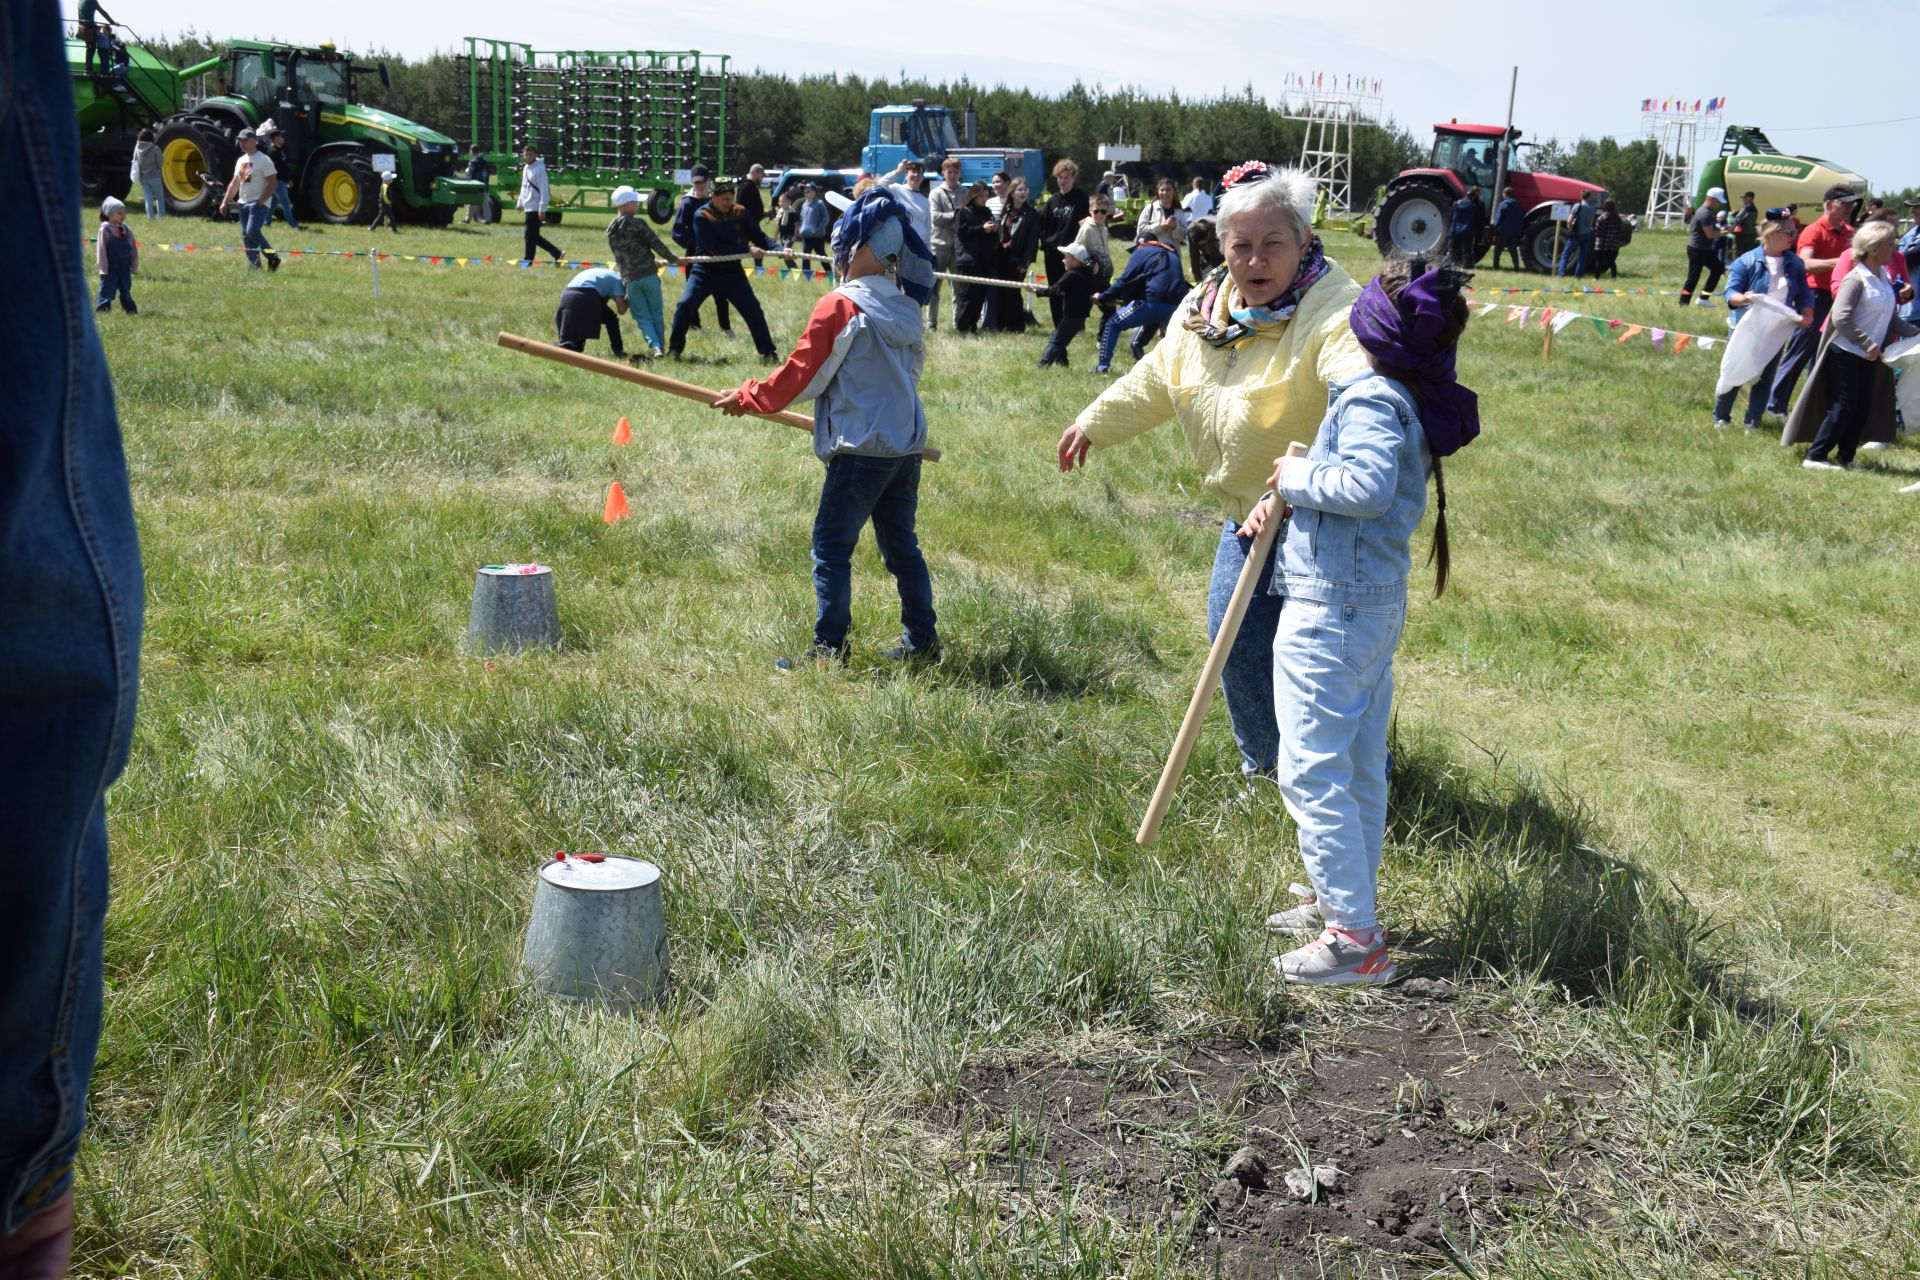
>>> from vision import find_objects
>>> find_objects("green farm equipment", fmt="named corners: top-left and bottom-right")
top-left (1697, 126), bottom-right (1868, 222)
top-left (455, 37), bottom-right (735, 225)
top-left (67, 19), bottom-right (220, 201)
top-left (133, 39), bottom-right (484, 223)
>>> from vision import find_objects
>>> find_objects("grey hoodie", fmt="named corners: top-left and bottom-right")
top-left (799, 277), bottom-right (928, 460)
top-left (132, 139), bottom-right (160, 180)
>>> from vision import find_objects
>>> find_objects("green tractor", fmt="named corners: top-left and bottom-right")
top-left (68, 21), bottom-right (220, 201)
top-left (143, 39), bottom-right (484, 223)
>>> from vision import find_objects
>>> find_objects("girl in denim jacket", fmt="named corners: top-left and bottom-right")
top-left (1242, 258), bottom-right (1477, 985)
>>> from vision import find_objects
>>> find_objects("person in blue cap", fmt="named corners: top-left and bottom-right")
top-left (666, 178), bottom-right (790, 361)
top-left (712, 184), bottom-right (940, 671)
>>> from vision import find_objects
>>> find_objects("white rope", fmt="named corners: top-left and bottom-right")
top-left (675, 248), bottom-right (1047, 291)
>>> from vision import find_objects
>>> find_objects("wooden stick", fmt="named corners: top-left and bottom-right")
top-left (1135, 442), bottom-right (1307, 847)
top-left (494, 332), bottom-right (942, 462)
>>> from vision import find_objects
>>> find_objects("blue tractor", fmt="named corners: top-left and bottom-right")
top-left (772, 100), bottom-right (1044, 202)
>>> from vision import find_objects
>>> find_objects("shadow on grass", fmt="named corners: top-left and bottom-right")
top-left (927, 581), bottom-right (1158, 700)
top-left (1387, 729), bottom-right (1908, 1180)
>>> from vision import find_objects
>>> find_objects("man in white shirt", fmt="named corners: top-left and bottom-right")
top-left (1181, 176), bottom-right (1213, 219)
top-left (218, 128), bottom-right (280, 271)
top-left (516, 144), bottom-right (563, 265)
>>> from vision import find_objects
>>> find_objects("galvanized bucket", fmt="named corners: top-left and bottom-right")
top-left (522, 855), bottom-right (668, 1004)
top-left (467, 563), bottom-right (560, 654)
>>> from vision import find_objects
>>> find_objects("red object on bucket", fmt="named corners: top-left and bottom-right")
top-left (552, 850), bottom-right (606, 863)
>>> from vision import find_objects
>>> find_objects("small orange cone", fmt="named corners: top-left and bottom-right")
top-left (603, 482), bottom-right (630, 523)
top-left (612, 416), bottom-right (632, 447)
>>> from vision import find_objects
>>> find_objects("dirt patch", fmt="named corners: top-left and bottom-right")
top-left (947, 985), bottom-right (1616, 1276)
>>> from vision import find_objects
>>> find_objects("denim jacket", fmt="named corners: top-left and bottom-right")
top-left (1723, 246), bottom-right (1813, 330)
top-left (1271, 372), bottom-right (1432, 606)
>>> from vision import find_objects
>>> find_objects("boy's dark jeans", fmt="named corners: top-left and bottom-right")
top-left (1039, 312), bottom-right (1086, 365)
top-left (1807, 346), bottom-right (1874, 464)
top-left (811, 454), bottom-right (936, 653)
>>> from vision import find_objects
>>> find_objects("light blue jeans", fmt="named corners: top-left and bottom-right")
top-left (238, 200), bottom-right (276, 267)
top-left (1272, 596), bottom-right (1404, 933)
top-left (138, 174), bottom-right (165, 218)
top-left (1208, 520), bottom-right (1283, 776)
top-left (625, 275), bottom-right (666, 351)
top-left (2, 0), bottom-right (145, 1232)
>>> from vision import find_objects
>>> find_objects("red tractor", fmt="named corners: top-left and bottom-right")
top-left (1373, 123), bottom-right (1608, 272)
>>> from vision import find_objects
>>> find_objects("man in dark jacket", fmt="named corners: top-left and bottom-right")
top-left (672, 165), bottom-right (732, 337)
top-left (1038, 158), bottom-right (1089, 329)
top-left (1448, 185), bottom-right (1484, 266)
top-left (1491, 186), bottom-right (1525, 270)
top-left (666, 180), bottom-right (793, 360)
top-left (1093, 238), bottom-right (1188, 373)
top-left (736, 164), bottom-right (767, 227)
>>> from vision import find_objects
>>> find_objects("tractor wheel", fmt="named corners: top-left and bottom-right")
top-left (306, 151), bottom-right (381, 226)
top-left (79, 154), bottom-right (133, 203)
top-left (1521, 214), bottom-right (1559, 273)
top-left (1374, 182), bottom-right (1452, 260)
top-left (647, 187), bottom-right (674, 225)
top-left (155, 115), bottom-right (235, 217)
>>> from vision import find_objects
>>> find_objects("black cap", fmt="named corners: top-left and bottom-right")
top-left (690, 164), bottom-right (709, 179)
top-left (1822, 182), bottom-right (1858, 203)
top-left (1905, 195), bottom-right (1920, 207)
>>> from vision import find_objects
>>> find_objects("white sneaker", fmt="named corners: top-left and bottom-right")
top-left (1275, 927), bottom-right (1396, 986)
top-left (1803, 458), bottom-right (1843, 470)
top-left (1860, 441), bottom-right (1890, 451)
top-left (1265, 884), bottom-right (1323, 934)
top-left (1712, 419), bottom-right (1732, 431)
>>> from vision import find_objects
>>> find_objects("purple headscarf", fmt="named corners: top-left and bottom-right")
top-left (1349, 265), bottom-right (1479, 458)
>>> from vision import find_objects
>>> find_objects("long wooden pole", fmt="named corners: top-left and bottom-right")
top-left (1135, 442), bottom-right (1307, 847)
top-left (494, 332), bottom-right (942, 462)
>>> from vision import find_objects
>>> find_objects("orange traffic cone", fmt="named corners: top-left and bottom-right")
top-left (603, 482), bottom-right (630, 523)
top-left (612, 416), bottom-right (632, 447)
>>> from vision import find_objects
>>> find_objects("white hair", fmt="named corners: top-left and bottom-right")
top-left (1216, 166), bottom-right (1316, 245)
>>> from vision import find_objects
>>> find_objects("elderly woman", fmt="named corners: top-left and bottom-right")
top-left (1057, 163), bottom-right (1369, 780)
top-left (1784, 218), bottom-right (1919, 467)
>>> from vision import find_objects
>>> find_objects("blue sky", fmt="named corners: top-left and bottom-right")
top-left (128, 0), bottom-right (1919, 191)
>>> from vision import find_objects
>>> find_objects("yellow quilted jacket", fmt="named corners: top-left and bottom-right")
top-left (1074, 260), bottom-right (1369, 523)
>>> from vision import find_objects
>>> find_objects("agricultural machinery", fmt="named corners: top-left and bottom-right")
top-left (71, 27), bottom-right (486, 222)
top-left (456, 37), bottom-right (735, 225)
top-left (1696, 127), bottom-right (1867, 221)
top-left (1372, 122), bottom-right (1607, 272)
top-left (770, 101), bottom-right (1045, 203)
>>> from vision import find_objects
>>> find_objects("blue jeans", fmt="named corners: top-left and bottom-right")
top-left (1556, 234), bottom-right (1589, 278)
top-left (1038, 311), bottom-right (1086, 366)
top-left (1096, 299), bottom-right (1176, 370)
top-left (1210, 520), bottom-right (1283, 775)
top-left (1713, 346), bottom-right (1781, 426)
top-left (95, 265), bottom-right (135, 312)
top-left (1769, 289), bottom-right (1831, 415)
top-left (625, 275), bottom-right (666, 351)
top-left (138, 174), bottom-right (164, 218)
top-left (1, 0), bottom-right (145, 1233)
top-left (271, 179), bottom-right (300, 229)
top-left (238, 201), bottom-right (276, 266)
top-left (811, 454), bottom-right (937, 652)
top-left (1273, 597), bottom-right (1404, 932)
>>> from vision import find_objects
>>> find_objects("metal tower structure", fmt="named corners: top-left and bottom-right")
top-left (1642, 99), bottom-right (1722, 226)
top-left (1280, 79), bottom-right (1383, 215)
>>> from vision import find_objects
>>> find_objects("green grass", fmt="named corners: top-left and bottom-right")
top-left (79, 210), bottom-right (1920, 1276)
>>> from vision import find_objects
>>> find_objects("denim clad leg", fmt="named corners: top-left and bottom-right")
top-left (626, 275), bottom-right (665, 350)
top-left (1207, 520), bottom-right (1282, 775)
top-left (1272, 598), bottom-right (1404, 933)
top-left (1771, 291), bottom-right (1830, 413)
top-left (865, 456), bottom-right (938, 651)
top-left (1, 0), bottom-right (145, 1230)
top-left (811, 455), bottom-right (890, 650)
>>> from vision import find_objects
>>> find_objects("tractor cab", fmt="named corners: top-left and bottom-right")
top-left (863, 103), bottom-right (962, 175)
top-left (1429, 124), bottom-right (1518, 208)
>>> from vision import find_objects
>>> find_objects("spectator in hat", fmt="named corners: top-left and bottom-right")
top-left (673, 166), bottom-right (733, 339)
top-left (951, 180), bottom-right (998, 333)
top-left (1729, 191), bottom-right (1759, 256)
top-left (218, 128), bottom-right (281, 272)
top-left (553, 266), bottom-right (630, 360)
top-left (797, 183), bottom-right (832, 258)
top-left (666, 178), bottom-right (793, 362)
top-left (1678, 187), bottom-right (1727, 305)
top-left (1490, 185), bottom-right (1525, 270)
top-left (607, 184), bottom-right (681, 359)
top-left (1767, 184), bottom-right (1859, 415)
top-left (516, 144), bottom-right (564, 265)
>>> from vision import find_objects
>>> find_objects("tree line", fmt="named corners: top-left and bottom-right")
top-left (140, 31), bottom-right (1675, 211)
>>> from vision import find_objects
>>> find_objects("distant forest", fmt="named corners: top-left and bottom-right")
top-left (142, 30), bottom-right (1681, 210)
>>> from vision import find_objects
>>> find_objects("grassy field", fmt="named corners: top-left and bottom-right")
top-left (78, 209), bottom-right (1920, 1278)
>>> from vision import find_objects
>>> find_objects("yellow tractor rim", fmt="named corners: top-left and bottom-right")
top-left (323, 169), bottom-right (360, 217)
top-left (160, 136), bottom-right (207, 202)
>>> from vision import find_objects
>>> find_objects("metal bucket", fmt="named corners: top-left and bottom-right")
top-left (522, 855), bottom-right (668, 1004)
top-left (467, 563), bottom-right (560, 654)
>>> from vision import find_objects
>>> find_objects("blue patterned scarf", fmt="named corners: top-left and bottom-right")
top-left (1184, 236), bottom-right (1331, 347)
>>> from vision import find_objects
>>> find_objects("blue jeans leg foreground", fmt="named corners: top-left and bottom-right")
top-left (239, 201), bottom-right (276, 267)
top-left (811, 454), bottom-right (937, 653)
top-left (1, 0), bottom-right (146, 1236)
top-left (1207, 519), bottom-right (1282, 776)
top-left (1272, 598), bottom-right (1403, 933)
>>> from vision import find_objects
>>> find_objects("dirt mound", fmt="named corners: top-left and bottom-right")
top-left (949, 986), bottom-right (1615, 1275)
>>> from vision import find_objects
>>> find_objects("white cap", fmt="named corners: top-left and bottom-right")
top-left (1060, 241), bottom-right (1091, 262)
top-left (823, 188), bottom-right (854, 213)
top-left (1706, 186), bottom-right (1727, 202)
top-left (610, 185), bottom-right (641, 208)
